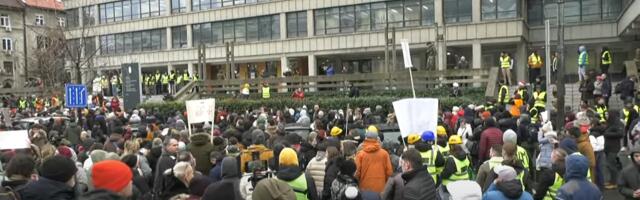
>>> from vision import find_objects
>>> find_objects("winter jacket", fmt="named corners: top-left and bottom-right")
top-left (556, 154), bottom-right (602, 200)
top-left (619, 78), bottom-right (636, 100)
top-left (381, 173), bottom-right (404, 200)
top-left (78, 189), bottom-right (125, 200)
top-left (537, 131), bottom-right (554, 169)
top-left (593, 80), bottom-right (603, 96)
top-left (533, 164), bottom-right (563, 200)
top-left (63, 122), bottom-right (82, 145)
top-left (152, 152), bottom-right (176, 195)
top-left (276, 166), bottom-right (318, 200)
top-left (576, 134), bottom-right (598, 183)
top-left (482, 180), bottom-right (533, 200)
top-left (299, 142), bottom-right (317, 169)
top-left (201, 157), bottom-right (243, 200)
top-left (602, 78), bottom-right (612, 97)
top-left (306, 152), bottom-right (327, 197)
top-left (440, 150), bottom-right (469, 181)
top-left (187, 133), bottom-right (215, 175)
top-left (401, 165), bottom-right (437, 200)
top-left (17, 177), bottom-right (75, 200)
top-left (618, 145), bottom-right (640, 200)
top-left (603, 118), bottom-right (625, 153)
top-left (355, 139), bottom-right (393, 193)
top-left (479, 127), bottom-right (504, 162)
top-left (209, 162), bottom-right (222, 182)
top-left (476, 156), bottom-right (503, 191)
top-left (580, 79), bottom-right (595, 101)
top-left (322, 158), bottom-right (340, 200)
top-left (330, 174), bottom-right (361, 200)
top-left (251, 178), bottom-right (296, 200)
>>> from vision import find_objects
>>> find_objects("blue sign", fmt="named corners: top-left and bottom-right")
top-left (65, 84), bottom-right (88, 108)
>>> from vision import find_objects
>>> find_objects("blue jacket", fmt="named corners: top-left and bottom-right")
top-left (209, 163), bottom-right (222, 182)
top-left (556, 154), bottom-right (603, 200)
top-left (482, 181), bottom-right (533, 200)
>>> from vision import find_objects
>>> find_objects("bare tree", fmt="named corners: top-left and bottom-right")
top-left (28, 28), bottom-right (68, 92)
top-left (61, 22), bottom-right (100, 85)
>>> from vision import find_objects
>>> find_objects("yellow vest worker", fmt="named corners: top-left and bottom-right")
top-left (533, 91), bottom-right (546, 109)
top-left (529, 53), bottom-right (543, 68)
top-left (601, 50), bottom-right (612, 65)
top-left (501, 55), bottom-right (511, 69)
top-left (498, 85), bottom-right (510, 105)
top-left (262, 86), bottom-right (270, 99)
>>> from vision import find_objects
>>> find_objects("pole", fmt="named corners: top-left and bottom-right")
top-left (392, 27), bottom-right (397, 71)
top-left (544, 20), bottom-right (552, 122)
top-left (385, 26), bottom-right (389, 74)
top-left (557, 0), bottom-right (566, 130)
top-left (409, 68), bottom-right (416, 98)
top-left (345, 103), bottom-right (349, 133)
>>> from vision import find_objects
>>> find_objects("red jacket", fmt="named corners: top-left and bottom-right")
top-left (110, 99), bottom-right (120, 111)
top-left (479, 127), bottom-right (504, 162)
top-left (292, 91), bottom-right (304, 100)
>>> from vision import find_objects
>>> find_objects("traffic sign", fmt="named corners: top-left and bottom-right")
top-left (65, 84), bottom-right (88, 108)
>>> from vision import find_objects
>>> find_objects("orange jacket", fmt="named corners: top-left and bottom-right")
top-left (510, 99), bottom-right (523, 117)
top-left (355, 139), bottom-right (393, 193)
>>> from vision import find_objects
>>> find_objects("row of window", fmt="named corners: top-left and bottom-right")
top-left (98, 0), bottom-right (166, 24)
top-left (1, 38), bottom-right (12, 51)
top-left (192, 15), bottom-right (280, 46)
top-left (314, 0), bottom-right (435, 35)
top-left (100, 29), bottom-right (167, 55)
top-left (190, 0), bottom-right (271, 12)
top-left (528, 0), bottom-right (622, 25)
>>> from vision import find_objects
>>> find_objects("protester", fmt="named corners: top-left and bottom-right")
top-left (187, 133), bottom-right (215, 175)
top-left (479, 118), bottom-right (504, 163)
top-left (90, 160), bottom-right (134, 198)
top-left (201, 157), bottom-right (242, 200)
top-left (18, 156), bottom-right (77, 200)
top-left (355, 131), bottom-right (393, 194)
top-left (482, 165), bottom-right (533, 200)
top-left (329, 157), bottom-right (360, 200)
top-left (556, 154), bottom-right (602, 200)
top-left (618, 144), bottom-right (640, 200)
top-left (275, 147), bottom-right (318, 200)
top-left (306, 142), bottom-right (328, 197)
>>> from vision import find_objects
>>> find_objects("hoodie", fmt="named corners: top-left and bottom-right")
top-left (355, 139), bottom-right (393, 193)
top-left (482, 180), bottom-right (532, 200)
top-left (251, 178), bottom-right (296, 200)
top-left (556, 154), bottom-right (602, 200)
top-left (201, 157), bottom-right (242, 200)
top-left (441, 149), bottom-right (469, 181)
top-left (187, 133), bottom-right (214, 175)
top-left (618, 145), bottom-right (640, 200)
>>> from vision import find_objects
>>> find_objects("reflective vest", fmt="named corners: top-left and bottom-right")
top-left (623, 106), bottom-right (640, 125)
top-left (544, 173), bottom-right (564, 200)
top-left (101, 78), bottom-right (109, 88)
top-left (596, 105), bottom-right (607, 122)
top-left (530, 107), bottom-right (540, 124)
top-left (498, 85), bottom-right (510, 104)
top-left (439, 144), bottom-right (450, 157)
top-left (516, 146), bottom-right (529, 170)
top-left (111, 77), bottom-right (118, 85)
top-left (420, 148), bottom-right (440, 182)
top-left (18, 99), bottom-right (26, 109)
top-left (442, 156), bottom-right (470, 186)
top-left (533, 91), bottom-right (546, 108)
top-left (500, 56), bottom-right (511, 68)
top-left (529, 54), bottom-right (542, 69)
top-left (280, 174), bottom-right (309, 200)
top-left (487, 157), bottom-right (504, 171)
top-left (176, 75), bottom-right (183, 84)
top-left (602, 50), bottom-right (612, 65)
top-left (154, 73), bottom-right (161, 83)
top-left (182, 73), bottom-right (190, 81)
top-left (262, 86), bottom-right (270, 99)
top-left (193, 75), bottom-right (199, 81)
top-left (579, 51), bottom-right (589, 66)
top-left (169, 73), bottom-right (175, 82)
top-left (517, 88), bottom-right (527, 101)
top-left (162, 75), bottom-right (169, 84)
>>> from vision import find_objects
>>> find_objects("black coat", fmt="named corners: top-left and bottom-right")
top-left (401, 166), bottom-right (436, 200)
top-left (618, 147), bottom-right (640, 200)
top-left (618, 78), bottom-right (636, 100)
top-left (17, 178), bottom-right (75, 200)
top-left (604, 119), bottom-right (625, 153)
top-left (152, 152), bottom-right (176, 195)
top-left (322, 158), bottom-right (340, 200)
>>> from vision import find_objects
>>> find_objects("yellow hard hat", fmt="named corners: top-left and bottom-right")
top-left (367, 125), bottom-right (378, 134)
top-left (407, 134), bottom-right (421, 145)
top-left (437, 126), bottom-right (447, 136)
top-left (448, 135), bottom-right (463, 145)
top-left (330, 126), bottom-right (343, 137)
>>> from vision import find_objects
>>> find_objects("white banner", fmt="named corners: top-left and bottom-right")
top-left (401, 39), bottom-right (413, 68)
top-left (393, 98), bottom-right (438, 137)
top-left (0, 130), bottom-right (30, 150)
top-left (186, 99), bottom-right (216, 124)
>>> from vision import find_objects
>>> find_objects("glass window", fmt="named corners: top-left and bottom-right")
top-left (527, 0), bottom-right (543, 25)
top-left (141, 31), bottom-right (150, 50)
top-left (259, 16), bottom-right (272, 40)
top-left (235, 0), bottom-right (245, 5)
top-left (325, 7), bottom-right (339, 34)
top-left (235, 19), bottom-right (246, 42)
top-left (444, 0), bottom-right (471, 23)
top-left (132, 32), bottom-right (141, 51)
top-left (314, 10), bottom-right (326, 35)
top-left (371, 3), bottom-right (386, 30)
top-left (140, 0), bottom-right (150, 17)
top-left (602, 0), bottom-right (621, 19)
top-left (355, 4), bottom-right (371, 32)
top-left (340, 6), bottom-right (355, 33)
top-left (115, 34), bottom-right (123, 53)
top-left (83, 36), bottom-right (96, 57)
top-left (287, 11), bottom-right (307, 38)
top-left (149, 0), bottom-right (160, 16)
top-left (123, 33), bottom-right (132, 53)
top-left (65, 9), bottom-right (79, 28)
top-left (581, 0), bottom-right (601, 22)
top-left (113, 1), bottom-right (122, 21)
top-left (564, 0), bottom-right (580, 23)
top-left (271, 15), bottom-right (280, 39)
top-left (211, 22), bottom-right (222, 44)
top-left (246, 18), bottom-right (258, 41)
top-left (131, 0), bottom-right (140, 19)
top-left (105, 4), bottom-right (114, 22)
top-left (223, 21), bottom-right (234, 42)
top-left (482, 0), bottom-right (497, 20)
top-left (387, 1), bottom-right (403, 28)
top-left (404, 0), bottom-right (420, 27)
top-left (497, 0), bottom-right (517, 19)
top-left (172, 0), bottom-right (187, 13)
top-left (223, 0), bottom-right (234, 7)
top-left (107, 35), bottom-right (115, 54)
top-left (99, 6), bottom-right (106, 23)
top-left (172, 26), bottom-right (187, 48)
top-left (192, 0), bottom-right (201, 11)
top-left (123, 1), bottom-right (131, 20)
top-left (202, 23), bottom-right (213, 44)
top-left (150, 30), bottom-right (161, 50)
top-left (421, 0), bottom-right (435, 25)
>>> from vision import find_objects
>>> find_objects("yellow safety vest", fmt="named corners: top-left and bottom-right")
top-left (544, 173), bottom-right (564, 200)
top-left (442, 156), bottom-right (470, 186)
top-left (262, 86), bottom-right (270, 99)
top-left (530, 107), bottom-right (539, 124)
top-left (516, 146), bottom-right (529, 170)
top-left (279, 174), bottom-right (309, 200)
top-left (624, 106), bottom-right (639, 124)
top-left (500, 56), bottom-right (511, 68)
top-left (596, 105), bottom-right (607, 123)
top-left (101, 78), bottom-right (109, 88)
top-left (498, 85), bottom-right (510, 104)
top-left (439, 144), bottom-right (450, 157)
top-left (602, 51), bottom-right (612, 65)
top-left (183, 73), bottom-right (190, 81)
top-left (176, 75), bottom-right (183, 84)
top-left (579, 51), bottom-right (589, 65)
top-left (193, 75), bottom-right (199, 81)
top-left (533, 91), bottom-right (546, 108)
top-left (529, 54), bottom-right (542, 69)
top-left (420, 149), bottom-right (440, 183)
top-left (154, 74), bottom-right (161, 82)
top-left (169, 73), bottom-right (175, 81)
top-left (162, 75), bottom-right (169, 84)
top-left (18, 100), bottom-right (26, 109)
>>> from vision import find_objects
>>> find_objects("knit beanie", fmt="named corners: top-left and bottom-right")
top-left (92, 160), bottom-right (133, 193)
top-left (40, 155), bottom-right (77, 183)
top-left (57, 146), bottom-right (73, 159)
top-left (502, 129), bottom-right (517, 144)
top-left (278, 148), bottom-right (299, 167)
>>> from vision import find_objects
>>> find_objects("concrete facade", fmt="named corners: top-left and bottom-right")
top-left (63, 0), bottom-right (640, 84)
